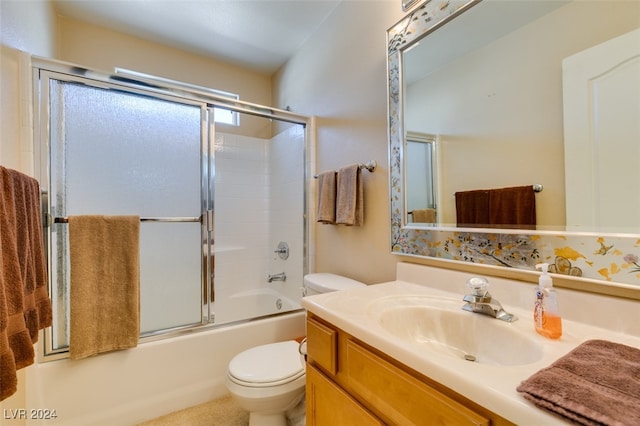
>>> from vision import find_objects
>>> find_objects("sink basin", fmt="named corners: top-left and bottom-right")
top-left (369, 296), bottom-right (543, 366)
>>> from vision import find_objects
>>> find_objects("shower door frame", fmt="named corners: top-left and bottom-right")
top-left (32, 57), bottom-right (311, 360)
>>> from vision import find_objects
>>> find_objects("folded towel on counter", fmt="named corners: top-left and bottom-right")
top-left (411, 209), bottom-right (436, 223)
top-left (517, 339), bottom-right (640, 426)
top-left (316, 170), bottom-right (337, 224)
top-left (0, 166), bottom-right (52, 401)
top-left (69, 215), bottom-right (140, 360)
top-left (336, 164), bottom-right (363, 226)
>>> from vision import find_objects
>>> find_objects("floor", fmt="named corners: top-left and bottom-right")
top-left (136, 396), bottom-right (248, 426)
top-left (137, 395), bottom-right (306, 426)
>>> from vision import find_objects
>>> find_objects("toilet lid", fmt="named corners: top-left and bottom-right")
top-left (304, 273), bottom-right (364, 293)
top-left (228, 341), bottom-right (304, 385)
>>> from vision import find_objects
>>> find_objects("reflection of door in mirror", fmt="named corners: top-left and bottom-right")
top-left (563, 28), bottom-right (640, 233)
top-left (406, 132), bottom-right (439, 224)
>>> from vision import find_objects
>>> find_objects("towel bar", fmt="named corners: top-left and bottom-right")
top-left (52, 216), bottom-right (202, 224)
top-left (453, 184), bottom-right (543, 196)
top-left (313, 160), bottom-right (377, 178)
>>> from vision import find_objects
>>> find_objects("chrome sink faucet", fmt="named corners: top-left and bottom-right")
top-left (462, 277), bottom-right (517, 322)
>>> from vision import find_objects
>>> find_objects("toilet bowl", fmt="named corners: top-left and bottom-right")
top-left (226, 273), bottom-right (365, 426)
top-left (226, 340), bottom-right (305, 426)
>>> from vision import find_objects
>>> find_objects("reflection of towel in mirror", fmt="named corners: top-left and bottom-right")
top-left (517, 339), bottom-right (640, 425)
top-left (0, 166), bottom-right (52, 401)
top-left (336, 164), bottom-right (363, 226)
top-left (455, 185), bottom-right (535, 228)
top-left (455, 189), bottom-right (490, 227)
top-left (316, 170), bottom-right (336, 224)
top-left (411, 209), bottom-right (436, 223)
top-left (489, 185), bottom-right (535, 229)
top-left (69, 215), bottom-right (140, 360)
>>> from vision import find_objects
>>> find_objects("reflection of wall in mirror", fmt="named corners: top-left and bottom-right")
top-left (404, 0), bottom-right (640, 230)
top-left (563, 28), bottom-right (640, 234)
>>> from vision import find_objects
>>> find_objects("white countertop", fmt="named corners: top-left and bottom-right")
top-left (301, 276), bottom-right (640, 425)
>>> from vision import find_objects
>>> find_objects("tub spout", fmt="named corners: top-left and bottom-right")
top-left (268, 272), bottom-right (287, 282)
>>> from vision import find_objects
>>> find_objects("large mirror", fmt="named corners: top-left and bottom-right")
top-left (388, 0), bottom-right (640, 291)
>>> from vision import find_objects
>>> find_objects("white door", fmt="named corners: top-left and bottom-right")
top-left (563, 28), bottom-right (640, 233)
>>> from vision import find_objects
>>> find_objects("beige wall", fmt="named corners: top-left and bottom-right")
top-left (0, 0), bottom-right (56, 173)
top-left (273, 0), bottom-right (404, 284)
top-left (56, 16), bottom-right (272, 107)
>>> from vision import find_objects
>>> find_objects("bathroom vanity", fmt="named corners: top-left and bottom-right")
top-left (305, 314), bottom-right (509, 425)
top-left (301, 262), bottom-right (640, 425)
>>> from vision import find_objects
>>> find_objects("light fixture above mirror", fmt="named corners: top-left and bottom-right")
top-left (387, 0), bottom-right (640, 297)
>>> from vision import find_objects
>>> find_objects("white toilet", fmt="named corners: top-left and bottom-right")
top-left (225, 273), bottom-right (365, 426)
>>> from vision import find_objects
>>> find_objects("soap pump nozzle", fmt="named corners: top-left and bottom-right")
top-left (535, 263), bottom-right (552, 288)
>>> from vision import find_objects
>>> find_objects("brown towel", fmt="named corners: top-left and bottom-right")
top-left (69, 215), bottom-right (140, 360)
top-left (517, 339), bottom-right (640, 426)
top-left (489, 185), bottom-right (536, 229)
top-left (336, 164), bottom-right (363, 226)
top-left (316, 170), bottom-right (336, 224)
top-left (455, 189), bottom-right (490, 227)
top-left (0, 166), bottom-right (52, 401)
top-left (411, 209), bottom-right (436, 223)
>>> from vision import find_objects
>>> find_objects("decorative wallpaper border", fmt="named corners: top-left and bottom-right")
top-left (387, 0), bottom-right (640, 287)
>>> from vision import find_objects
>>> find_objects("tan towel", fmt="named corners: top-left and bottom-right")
top-left (411, 209), bottom-right (436, 223)
top-left (0, 166), bottom-right (52, 401)
top-left (517, 339), bottom-right (640, 426)
top-left (69, 215), bottom-right (140, 360)
top-left (336, 164), bottom-right (363, 226)
top-left (316, 170), bottom-right (337, 224)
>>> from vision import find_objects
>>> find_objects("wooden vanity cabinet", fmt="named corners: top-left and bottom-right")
top-left (306, 314), bottom-right (514, 426)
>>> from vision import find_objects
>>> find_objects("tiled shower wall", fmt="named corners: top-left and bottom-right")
top-left (214, 126), bottom-right (304, 322)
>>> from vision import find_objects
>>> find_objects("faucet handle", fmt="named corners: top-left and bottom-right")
top-left (466, 277), bottom-right (490, 297)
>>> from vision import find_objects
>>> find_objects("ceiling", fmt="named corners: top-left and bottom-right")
top-left (52, 0), bottom-right (342, 74)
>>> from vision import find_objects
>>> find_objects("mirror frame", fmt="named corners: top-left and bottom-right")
top-left (387, 0), bottom-right (640, 299)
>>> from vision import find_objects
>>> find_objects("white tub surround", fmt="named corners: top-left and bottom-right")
top-left (301, 262), bottom-right (640, 425)
top-left (25, 312), bottom-right (305, 425)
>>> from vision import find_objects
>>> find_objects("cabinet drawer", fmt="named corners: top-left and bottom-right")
top-left (345, 339), bottom-right (489, 426)
top-left (306, 317), bottom-right (337, 375)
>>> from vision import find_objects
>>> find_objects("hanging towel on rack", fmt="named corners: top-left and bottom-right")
top-left (455, 189), bottom-right (490, 227)
top-left (316, 170), bottom-right (337, 224)
top-left (336, 164), bottom-right (363, 226)
top-left (489, 185), bottom-right (536, 229)
top-left (0, 166), bottom-right (52, 401)
top-left (69, 215), bottom-right (140, 360)
top-left (411, 209), bottom-right (436, 223)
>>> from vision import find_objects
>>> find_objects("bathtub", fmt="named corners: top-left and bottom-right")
top-left (215, 287), bottom-right (302, 324)
top-left (27, 309), bottom-right (306, 425)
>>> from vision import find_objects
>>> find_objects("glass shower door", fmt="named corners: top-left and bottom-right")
top-left (45, 74), bottom-right (206, 350)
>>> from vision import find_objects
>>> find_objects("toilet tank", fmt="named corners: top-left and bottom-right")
top-left (303, 273), bottom-right (365, 296)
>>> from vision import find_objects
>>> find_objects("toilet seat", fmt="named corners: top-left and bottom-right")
top-left (228, 341), bottom-right (305, 388)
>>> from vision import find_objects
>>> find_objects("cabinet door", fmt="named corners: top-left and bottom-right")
top-left (306, 317), bottom-right (338, 375)
top-left (345, 339), bottom-right (489, 426)
top-left (306, 364), bottom-right (383, 426)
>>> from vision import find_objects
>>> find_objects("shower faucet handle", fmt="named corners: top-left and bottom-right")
top-left (273, 241), bottom-right (289, 260)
